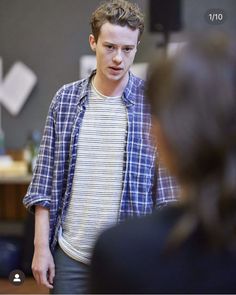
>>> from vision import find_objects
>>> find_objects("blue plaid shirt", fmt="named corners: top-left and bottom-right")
top-left (23, 71), bottom-right (178, 251)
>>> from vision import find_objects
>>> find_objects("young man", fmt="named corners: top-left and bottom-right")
top-left (23, 0), bottom-right (178, 293)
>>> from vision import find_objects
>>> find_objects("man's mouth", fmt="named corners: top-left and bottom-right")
top-left (109, 67), bottom-right (123, 71)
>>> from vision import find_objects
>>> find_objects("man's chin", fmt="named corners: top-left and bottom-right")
top-left (106, 71), bottom-right (128, 82)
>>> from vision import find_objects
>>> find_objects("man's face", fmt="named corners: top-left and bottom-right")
top-left (89, 22), bottom-right (139, 83)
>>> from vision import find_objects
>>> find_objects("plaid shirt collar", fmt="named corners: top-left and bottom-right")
top-left (77, 70), bottom-right (136, 109)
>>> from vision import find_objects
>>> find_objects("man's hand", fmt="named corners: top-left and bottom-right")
top-left (32, 245), bottom-right (55, 289)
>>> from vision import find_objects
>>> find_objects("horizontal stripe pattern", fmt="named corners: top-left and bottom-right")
top-left (59, 85), bottom-right (127, 264)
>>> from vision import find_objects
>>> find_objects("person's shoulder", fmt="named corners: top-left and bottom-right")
top-left (56, 77), bottom-right (88, 97)
top-left (129, 72), bottom-right (145, 90)
top-left (50, 77), bottom-right (89, 108)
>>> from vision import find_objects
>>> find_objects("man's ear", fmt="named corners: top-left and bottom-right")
top-left (89, 34), bottom-right (96, 52)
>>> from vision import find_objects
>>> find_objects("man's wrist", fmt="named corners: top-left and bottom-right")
top-left (34, 240), bottom-right (50, 248)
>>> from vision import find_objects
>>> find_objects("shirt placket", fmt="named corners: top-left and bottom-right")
top-left (51, 102), bottom-right (87, 250)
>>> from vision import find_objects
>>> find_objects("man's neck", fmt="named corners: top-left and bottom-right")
top-left (92, 73), bottom-right (129, 97)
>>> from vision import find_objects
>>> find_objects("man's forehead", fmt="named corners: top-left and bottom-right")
top-left (99, 22), bottom-right (139, 44)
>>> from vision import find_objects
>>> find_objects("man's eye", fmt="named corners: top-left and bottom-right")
top-left (106, 45), bottom-right (114, 50)
top-left (123, 47), bottom-right (132, 53)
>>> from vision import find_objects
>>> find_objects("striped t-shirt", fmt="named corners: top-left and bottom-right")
top-left (58, 82), bottom-right (127, 264)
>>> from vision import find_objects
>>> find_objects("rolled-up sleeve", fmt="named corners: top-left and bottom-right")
top-left (155, 162), bottom-right (179, 208)
top-left (23, 95), bottom-right (58, 213)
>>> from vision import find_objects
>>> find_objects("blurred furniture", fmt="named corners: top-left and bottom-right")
top-left (0, 150), bottom-right (34, 278)
top-left (0, 175), bottom-right (31, 222)
top-left (0, 150), bottom-right (31, 223)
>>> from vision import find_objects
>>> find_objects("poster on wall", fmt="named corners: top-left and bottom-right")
top-left (0, 61), bottom-right (37, 116)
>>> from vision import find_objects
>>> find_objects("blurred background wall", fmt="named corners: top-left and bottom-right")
top-left (0, 0), bottom-right (235, 149)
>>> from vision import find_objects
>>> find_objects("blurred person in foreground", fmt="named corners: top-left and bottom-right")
top-left (90, 32), bottom-right (236, 294)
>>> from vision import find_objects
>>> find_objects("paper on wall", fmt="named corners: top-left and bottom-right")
top-left (130, 63), bottom-right (148, 80)
top-left (0, 61), bottom-right (37, 116)
top-left (167, 42), bottom-right (187, 57)
top-left (80, 55), bottom-right (97, 79)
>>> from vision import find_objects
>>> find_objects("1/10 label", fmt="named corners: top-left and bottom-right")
top-left (205, 9), bottom-right (226, 24)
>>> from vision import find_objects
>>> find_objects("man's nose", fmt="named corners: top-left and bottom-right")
top-left (113, 50), bottom-right (122, 64)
